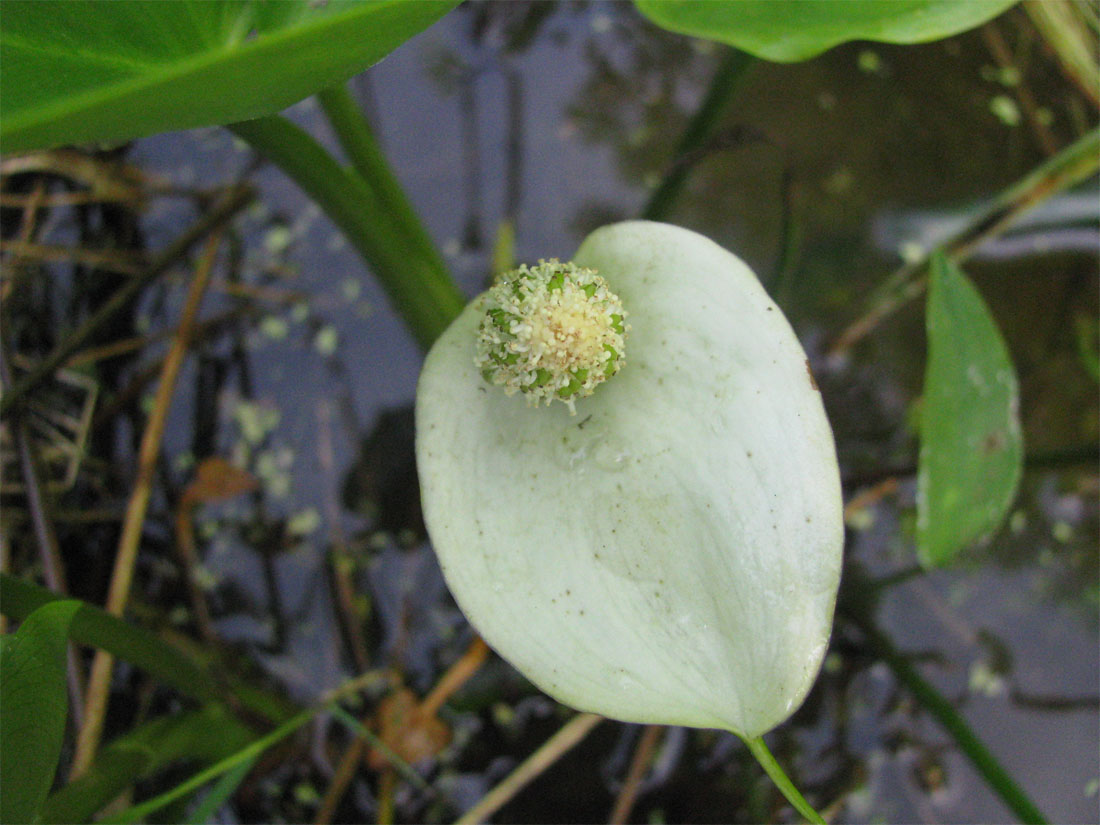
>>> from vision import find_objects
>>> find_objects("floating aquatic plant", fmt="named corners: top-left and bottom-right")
top-left (417, 221), bottom-right (843, 818)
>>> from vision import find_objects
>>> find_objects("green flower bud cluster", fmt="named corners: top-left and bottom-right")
top-left (475, 259), bottom-right (627, 413)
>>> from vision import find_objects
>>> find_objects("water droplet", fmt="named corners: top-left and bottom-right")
top-left (592, 437), bottom-right (631, 471)
top-left (552, 431), bottom-right (591, 471)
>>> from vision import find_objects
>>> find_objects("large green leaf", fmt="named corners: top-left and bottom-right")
top-left (0, 0), bottom-right (457, 153)
top-left (634, 0), bottom-right (1018, 62)
top-left (2, 573), bottom-right (216, 703)
top-left (0, 600), bottom-right (81, 824)
top-left (917, 253), bottom-right (1023, 567)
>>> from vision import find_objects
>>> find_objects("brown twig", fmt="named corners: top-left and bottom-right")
top-left (314, 727), bottom-right (369, 825)
top-left (0, 240), bottom-right (146, 276)
top-left (174, 458), bottom-right (258, 646)
top-left (0, 180), bottom-right (46, 303)
top-left (0, 184), bottom-right (253, 417)
top-left (0, 191), bottom-right (142, 208)
top-left (829, 126), bottom-right (1099, 357)
top-left (315, 638), bottom-right (489, 824)
top-left (0, 149), bottom-right (149, 203)
top-left (0, 344), bottom-right (87, 728)
top-left (842, 478), bottom-right (900, 524)
top-left (70, 232), bottom-right (222, 778)
top-left (609, 724), bottom-right (664, 824)
top-left (216, 279), bottom-right (314, 306)
top-left (317, 400), bottom-right (371, 673)
top-left (65, 306), bottom-right (249, 368)
top-left (456, 712), bottom-right (604, 824)
top-left (420, 638), bottom-right (489, 718)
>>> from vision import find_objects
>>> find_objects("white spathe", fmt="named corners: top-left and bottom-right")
top-left (416, 221), bottom-right (842, 738)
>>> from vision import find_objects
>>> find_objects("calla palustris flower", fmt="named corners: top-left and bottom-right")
top-left (416, 221), bottom-right (842, 739)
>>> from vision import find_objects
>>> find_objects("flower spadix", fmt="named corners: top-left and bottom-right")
top-left (416, 221), bottom-right (842, 738)
top-left (475, 260), bottom-right (627, 413)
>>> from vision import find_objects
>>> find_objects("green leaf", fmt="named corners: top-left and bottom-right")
top-left (634, 0), bottom-right (1018, 63)
top-left (0, 574), bottom-right (294, 725)
top-left (2, 573), bottom-right (216, 703)
top-left (0, 0), bottom-right (458, 153)
top-left (917, 253), bottom-right (1023, 567)
top-left (0, 600), bottom-right (81, 824)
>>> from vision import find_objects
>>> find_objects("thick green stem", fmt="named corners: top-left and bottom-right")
top-left (853, 615), bottom-right (1048, 824)
top-left (742, 736), bottom-right (825, 824)
top-left (316, 84), bottom-right (452, 286)
top-left (229, 114), bottom-right (465, 351)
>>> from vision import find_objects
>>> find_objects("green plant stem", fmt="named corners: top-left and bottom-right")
top-left (328, 705), bottom-right (433, 794)
top-left (642, 47), bottom-right (753, 221)
top-left (103, 707), bottom-right (316, 824)
top-left (317, 84), bottom-right (450, 282)
top-left (229, 114), bottom-right (465, 350)
top-left (184, 755), bottom-right (257, 825)
top-left (42, 705), bottom-right (255, 824)
top-left (1024, 0), bottom-right (1100, 108)
top-left (832, 125), bottom-right (1100, 355)
top-left (101, 670), bottom-right (386, 824)
top-left (742, 736), bottom-right (825, 825)
top-left (852, 614), bottom-right (1048, 824)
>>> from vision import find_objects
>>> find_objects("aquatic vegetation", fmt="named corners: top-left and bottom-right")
top-left (1, 1), bottom-right (1094, 822)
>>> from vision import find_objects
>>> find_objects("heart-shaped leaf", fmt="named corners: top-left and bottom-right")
top-left (416, 222), bottom-right (843, 738)
top-left (0, 0), bottom-right (457, 153)
top-left (634, 0), bottom-right (1018, 63)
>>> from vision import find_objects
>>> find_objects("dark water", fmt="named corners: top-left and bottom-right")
top-left (9, 2), bottom-right (1096, 822)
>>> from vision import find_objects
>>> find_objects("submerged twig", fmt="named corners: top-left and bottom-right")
top-left (0, 185), bottom-right (253, 417)
top-left (71, 232), bottom-right (223, 778)
top-left (175, 457), bottom-right (258, 645)
top-left (317, 638), bottom-right (488, 823)
top-left (642, 47), bottom-right (754, 221)
top-left (314, 722), bottom-right (369, 825)
top-left (0, 342), bottom-right (86, 728)
top-left (847, 611), bottom-right (1048, 824)
top-left (317, 400), bottom-right (371, 673)
top-left (0, 239), bottom-right (146, 275)
top-left (608, 724), bottom-right (664, 824)
top-left (456, 712), bottom-right (604, 825)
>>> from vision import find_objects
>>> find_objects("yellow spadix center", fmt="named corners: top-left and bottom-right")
top-left (475, 259), bottom-right (628, 413)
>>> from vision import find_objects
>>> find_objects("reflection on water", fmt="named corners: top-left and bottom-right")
top-left (4, 1), bottom-right (1096, 822)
